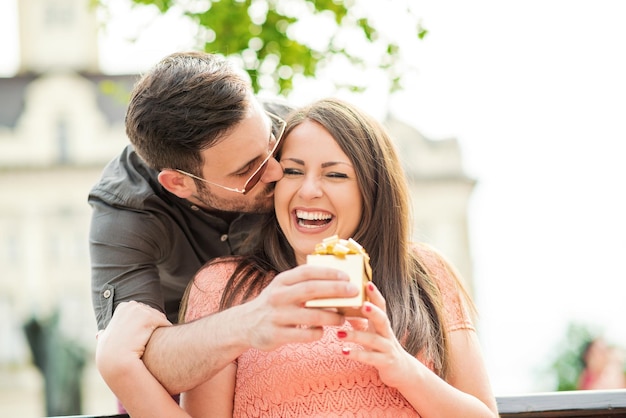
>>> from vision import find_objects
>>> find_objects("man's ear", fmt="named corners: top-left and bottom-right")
top-left (158, 170), bottom-right (194, 199)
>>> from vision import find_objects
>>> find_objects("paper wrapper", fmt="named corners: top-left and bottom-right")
top-left (304, 236), bottom-right (373, 317)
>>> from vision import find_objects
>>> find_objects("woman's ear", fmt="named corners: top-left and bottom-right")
top-left (158, 169), bottom-right (194, 199)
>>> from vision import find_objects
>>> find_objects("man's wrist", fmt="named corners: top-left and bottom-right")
top-left (216, 302), bottom-right (256, 353)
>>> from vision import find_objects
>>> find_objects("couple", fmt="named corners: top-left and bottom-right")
top-left (93, 52), bottom-right (498, 417)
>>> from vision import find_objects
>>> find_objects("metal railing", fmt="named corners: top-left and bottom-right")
top-left (497, 389), bottom-right (626, 417)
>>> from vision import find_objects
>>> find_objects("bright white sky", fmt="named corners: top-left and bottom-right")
top-left (2, 0), bottom-right (626, 396)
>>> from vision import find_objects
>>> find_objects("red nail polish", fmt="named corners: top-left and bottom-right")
top-left (365, 304), bottom-right (372, 312)
top-left (367, 283), bottom-right (374, 291)
top-left (337, 330), bottom-right (347, 338)
top-left (341, 347), bottom-right (351, 355)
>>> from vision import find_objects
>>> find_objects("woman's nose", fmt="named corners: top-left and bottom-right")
top-left (298, 175), bottom-right (323, 199)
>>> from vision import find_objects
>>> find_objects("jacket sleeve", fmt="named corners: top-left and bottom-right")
top-left (89, 197), bottom-right (171, 330)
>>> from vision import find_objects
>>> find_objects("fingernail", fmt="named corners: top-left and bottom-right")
top-left (367, 282), bottom-right (374, 292)
top-left (337, 330), bottom-right (347, 339)
top-left (341, 347), bottom-right (351, 356)
top-left (365, 303), bottom-right (372, 313)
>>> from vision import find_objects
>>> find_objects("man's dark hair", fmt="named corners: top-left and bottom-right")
top-left (125, 51), bottom-right (251, 174)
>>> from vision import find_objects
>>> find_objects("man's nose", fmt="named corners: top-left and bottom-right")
top-left (261, 157), bottom-right (283, 183)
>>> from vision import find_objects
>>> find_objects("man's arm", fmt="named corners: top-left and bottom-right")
top-left (143, 305), bottom-right (252, 394)
top-left (143, 264), bottom-right (359, 394)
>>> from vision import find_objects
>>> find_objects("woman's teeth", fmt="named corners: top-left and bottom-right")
top-left (296, 210), bottom-right (332, 228)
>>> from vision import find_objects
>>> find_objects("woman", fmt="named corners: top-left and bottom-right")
top-left (97, 98), bottom-right (498, 417)
top-left (180, 98), bottom-right (497, 417)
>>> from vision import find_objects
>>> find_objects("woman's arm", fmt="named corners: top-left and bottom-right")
top-left (180, 362), bottom-right (237, 418)
top-left (96, 301), bottom-right (191, 418)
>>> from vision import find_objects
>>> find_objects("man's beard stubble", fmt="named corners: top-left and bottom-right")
top-left (192, 182), bottom-right (275, 214)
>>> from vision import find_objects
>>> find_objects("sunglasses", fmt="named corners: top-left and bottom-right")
top-left (175, 111), bottom-right (286, 195)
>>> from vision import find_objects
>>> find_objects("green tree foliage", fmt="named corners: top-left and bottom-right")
top-left (95, 0), bottom-right (426, 95)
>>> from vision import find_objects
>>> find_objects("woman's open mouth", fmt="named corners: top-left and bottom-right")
top-left (295, 209), bottom-right (333, 229)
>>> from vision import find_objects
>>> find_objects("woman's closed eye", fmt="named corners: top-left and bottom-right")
top-left (283, 167), bottom-right (303, 176)
top-left (326, 172), bottom-right (349, 179)
top-left (282, 167), bottom-right (350, 180)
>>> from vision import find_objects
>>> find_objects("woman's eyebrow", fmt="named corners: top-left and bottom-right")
top-left (321, 161), bottom-right (352, 168)
top-left (281, 157), bottom-right (352, 168)
top-left (281, 157), bottom-right (304, 165)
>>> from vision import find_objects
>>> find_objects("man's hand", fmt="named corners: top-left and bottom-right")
top-left (241, 264), bottom-right (359, 351)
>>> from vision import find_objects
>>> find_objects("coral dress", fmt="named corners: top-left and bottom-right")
top-left (184, 244), bottom-right (474, 417)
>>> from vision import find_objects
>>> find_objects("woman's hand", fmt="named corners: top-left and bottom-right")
top-left (338, 282), bottom-right (416, 388)
top-left (96, 301), bottom-right (172, 377)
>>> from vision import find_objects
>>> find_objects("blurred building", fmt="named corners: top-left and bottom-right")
top-left (388, 116), bottom-right (476, 289)
top-left (0, 0), bottom-right (475, 415)
top-left (0, 0), bottom-right (133, 415)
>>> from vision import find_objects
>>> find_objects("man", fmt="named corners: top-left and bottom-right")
top-left (89, 51), bottom-right (357, 394)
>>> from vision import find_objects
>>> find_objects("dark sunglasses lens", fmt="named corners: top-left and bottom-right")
top-left (242, 161), bottom-right (268, 195)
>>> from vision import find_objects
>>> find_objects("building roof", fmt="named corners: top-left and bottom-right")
top-left (0, 72), bottom-right (137, 129)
